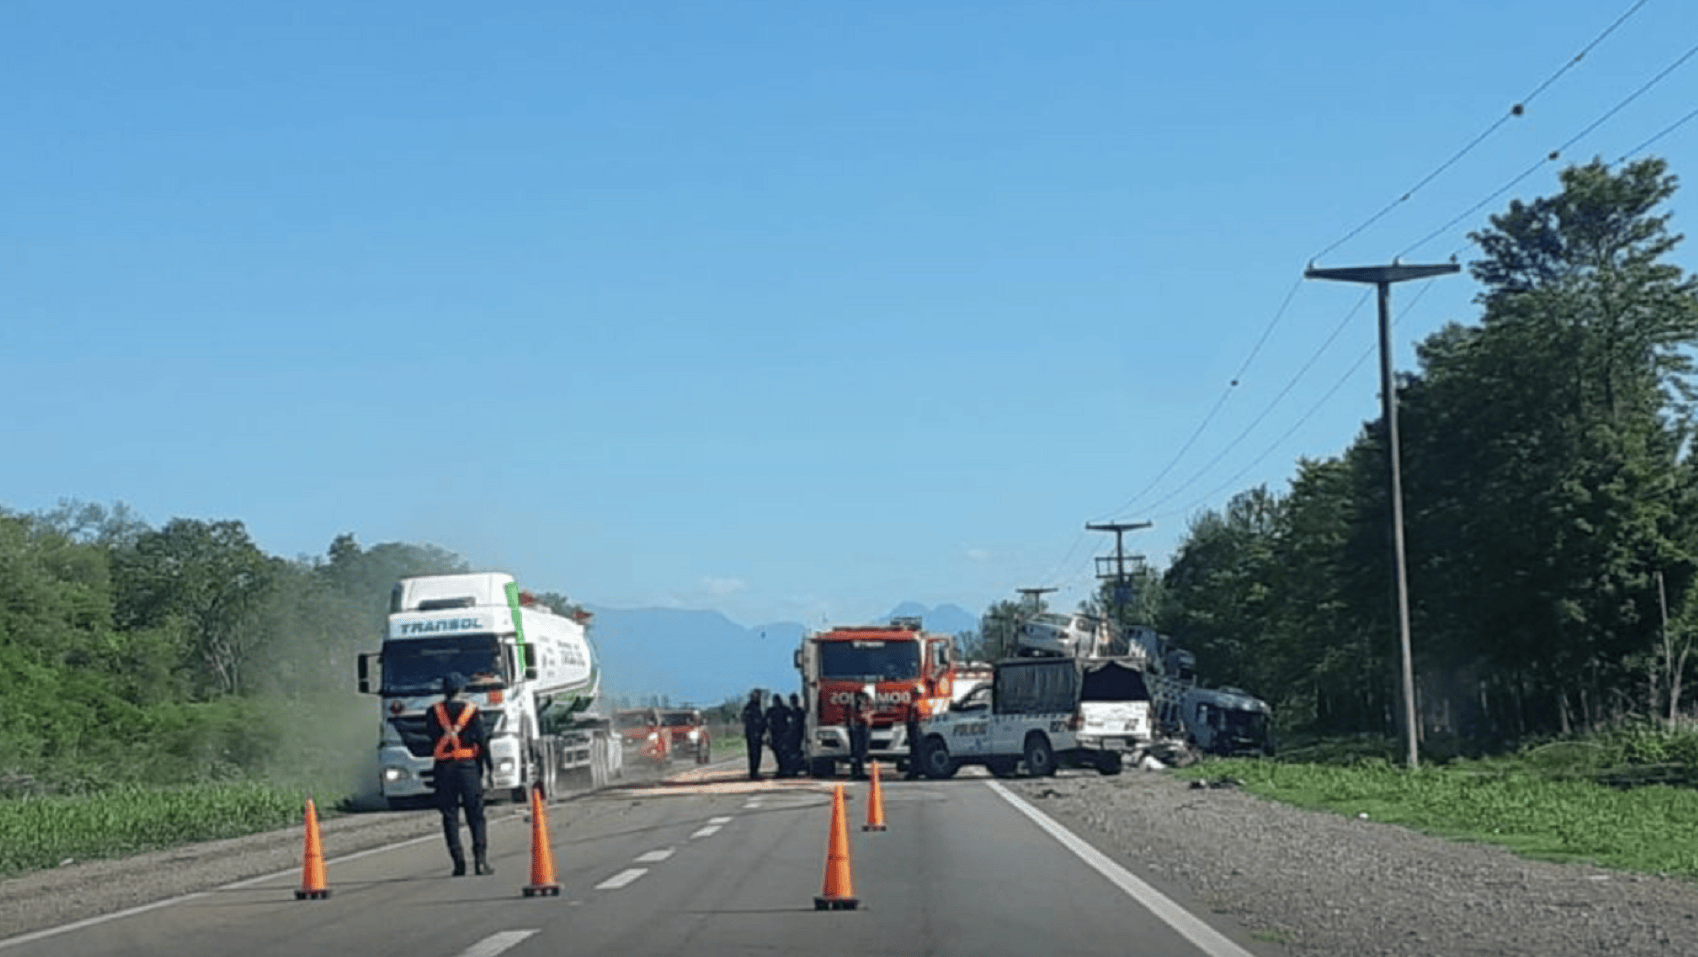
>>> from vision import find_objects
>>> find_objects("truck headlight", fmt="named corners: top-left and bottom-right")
top-left (687, 729), bottom-right (700, 741)
top-left (646, 732), bottom-right (658, 742)
top-left (497, 758), bottom-right (516, 774)
top-left (382, 767), bottom-right (409, 782)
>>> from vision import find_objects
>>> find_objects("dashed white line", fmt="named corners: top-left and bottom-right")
top-left (0, 831), bottom-right (446, 951)
top-left (595, 867), bottom-right (648, 890)
top-left (456, 930), bottom-right (538, 957)
top-left (708, 816), bottom-right (733, 824)
top-left (634, 849), bottom-right (675, 864)
top-left (987, 781), bottom-right (1258, 957)
top-left (690, 824), bottom-right (723, 838)
top-left (742, 800), bottom-right (762, 809)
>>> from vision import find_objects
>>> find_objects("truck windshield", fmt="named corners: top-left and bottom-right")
top-left (381, 635), bottom-right (505, 695)
top-left (1223, 709), bottom-right (1269, 736)
top-left (818, 640), bottom-right (919, 680)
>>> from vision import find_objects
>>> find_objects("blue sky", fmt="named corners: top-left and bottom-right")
top-left (5, 1), bottom-right (1696, 628)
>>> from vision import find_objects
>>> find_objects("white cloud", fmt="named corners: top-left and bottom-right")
top-left (700, 576), bottom-right (748, 596)
top-left (965, 548), bottom-right (992, 562)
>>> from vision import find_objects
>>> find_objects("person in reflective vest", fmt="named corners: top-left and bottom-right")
top-left (424, 671), bottom-right (493, 876)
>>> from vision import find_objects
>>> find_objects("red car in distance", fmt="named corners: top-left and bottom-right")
top-left (661, 708), bottom-right (712, 764)
top-left (614, 708), bottom-right (671, 766)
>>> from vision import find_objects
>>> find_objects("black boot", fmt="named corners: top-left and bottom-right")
top-left (475, 856), bottom-right (494, 876)
top-left (451, 857), bottom-right (467, 877)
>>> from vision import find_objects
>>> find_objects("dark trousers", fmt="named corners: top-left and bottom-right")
top-left (434, 760), bottom-right (487, 866)
top-left (848, 724), bottom-right (869, 778)
top-left (906, 714), bottom-right (923, 778)
top-left (745, 732), bottom-right (764, 779)
top-left (784, 731), bottom-right (805, 776)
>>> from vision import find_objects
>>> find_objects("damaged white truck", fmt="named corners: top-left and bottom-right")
top-left (915, 655), bottom-right (1154, 778)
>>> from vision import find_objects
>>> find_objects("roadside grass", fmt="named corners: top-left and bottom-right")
top-left (1175, 752), bottom-right (1698, 880)
top-left (0, 781), bottom-right (333, 879)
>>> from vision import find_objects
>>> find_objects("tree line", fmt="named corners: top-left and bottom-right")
top-left (975, 159), bottom-right (1698, 749)
top-left (0, 507), bottom-right (486, 793)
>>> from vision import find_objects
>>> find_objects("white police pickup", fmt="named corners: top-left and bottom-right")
top-left (915, 656), bottom-right (1152, 779)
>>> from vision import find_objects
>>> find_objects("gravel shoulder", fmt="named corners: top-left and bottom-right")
top-left (5, 766), bottom-right (1696, 954)
top-left (1002, 771), bottom-right (1698, 957)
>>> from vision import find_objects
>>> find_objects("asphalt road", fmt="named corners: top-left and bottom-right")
top-left (0, 763), bottom-right (1276, 957)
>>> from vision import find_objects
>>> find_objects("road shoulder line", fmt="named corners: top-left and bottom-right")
top-left (986, 780), bottom-right (1258, 957)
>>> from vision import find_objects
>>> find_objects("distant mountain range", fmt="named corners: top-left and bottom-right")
top-left (585, 602), bottom-right (980, 708)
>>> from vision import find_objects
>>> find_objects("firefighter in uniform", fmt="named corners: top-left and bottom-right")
top-left (848, 685), bottom-right (874, 780)
top-left (786, 693), bottom-right (807, 777)
top-left (904, 698), bottom-right (926, 780)
top-left (766, 694), bottom-right (791, 777)
top-left (425, 672), bottom-right (493, 877)
top-left (741, 689), bottom-right (767, 780)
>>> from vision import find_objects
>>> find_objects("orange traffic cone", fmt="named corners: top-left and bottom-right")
top-left (862, 760), bottom-right (887, 832)
top-left (522, 785), bottom-right (561, 897)
top-left (294, 798), bottom-right (329, 900)
top-left (813, 785), bottom-right (858, 910)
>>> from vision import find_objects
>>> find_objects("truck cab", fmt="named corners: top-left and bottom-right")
top-left (1181, 686), bottom-right (1275, 756)
top-left (357, 572), bottom-right (609, 807)
top-left (795, 618), bottom-right (958, 778)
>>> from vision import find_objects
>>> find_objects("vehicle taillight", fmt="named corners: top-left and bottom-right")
top-left (1069, 711), bottom-right (1083, 731)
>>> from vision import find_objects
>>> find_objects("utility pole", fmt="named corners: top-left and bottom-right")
top-left (1305, 259), bottom-right (1459, 770)
top-left (1015, 586), bottom-right (1057, 610)
top-left (1086, 521), bottom-right (1152, 627)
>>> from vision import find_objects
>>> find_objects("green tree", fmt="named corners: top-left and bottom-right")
top-left (113, 519), bottom-right (276, 697)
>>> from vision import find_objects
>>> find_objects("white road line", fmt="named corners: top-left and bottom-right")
top-left (987, 781), bottom-right (1258, 957)
top-left (633, 849), bottom-right (675, 864)
top-left (595, 867), bottom-right (648, 890)
top-left (742, 800), bottom-right (762, 809)
top-left (456, 930), bottom-right (538, 957)
top-left (0, 831), bottom-right (445, 951)
top-left (689, 824), bottom-right (722, 838)
top-left (708, 816), bottom-right (733, 824)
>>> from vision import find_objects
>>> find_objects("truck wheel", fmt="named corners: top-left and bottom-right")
top-left (921, 736), bottom-right (958, 780)
top-left (810, 758), bottom-right (836, 779)
top-left (1095, 751), bottom-right (1124, 776)
top-left (536, 738), bottom-right (559, 798)
top-left (1023, 734), bottom-right (1056, 778)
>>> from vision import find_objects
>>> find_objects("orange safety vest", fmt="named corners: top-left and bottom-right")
top-left (431, 701), bottom-right (481, 762)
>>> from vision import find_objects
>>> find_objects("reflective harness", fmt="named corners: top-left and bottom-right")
top-left (431, 701), bottom-right (480, 762)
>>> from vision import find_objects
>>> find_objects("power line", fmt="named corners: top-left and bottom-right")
top-left (1401, 36), bottom-right (1698, 258)
top-left (1311, 0), bottom-right (1654, 263)
top-left (1091, 278), bottom-right (1304, 523)
top-left (1137, 290), bottom-right (1374, 516)
top-left (1032, 1), bottom-right (1664, 585)
top-left (1616, 104), bottom-right (1698, 162)
top-left (1095, 4), bottom-right (1657, 527)
top-left (1150, 279), bottom-right (1444, 525)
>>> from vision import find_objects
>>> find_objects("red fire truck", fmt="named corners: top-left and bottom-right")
top-left (793, 617), bottom-right (958, 778)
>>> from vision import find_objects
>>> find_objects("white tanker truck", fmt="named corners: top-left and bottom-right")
top-left (357, 572), bottom-right (619, 808)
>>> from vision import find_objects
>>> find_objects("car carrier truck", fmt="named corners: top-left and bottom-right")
top-left (356, 572), bottom-right (619, 809)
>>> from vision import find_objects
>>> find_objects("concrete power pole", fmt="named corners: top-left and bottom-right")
top-left (1305, 259), bottom-right (1459, 770)
top-left (1015, 586), bottom-right (1057, 610)
top-left (1086, 521), bottom-right (1152, 626)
